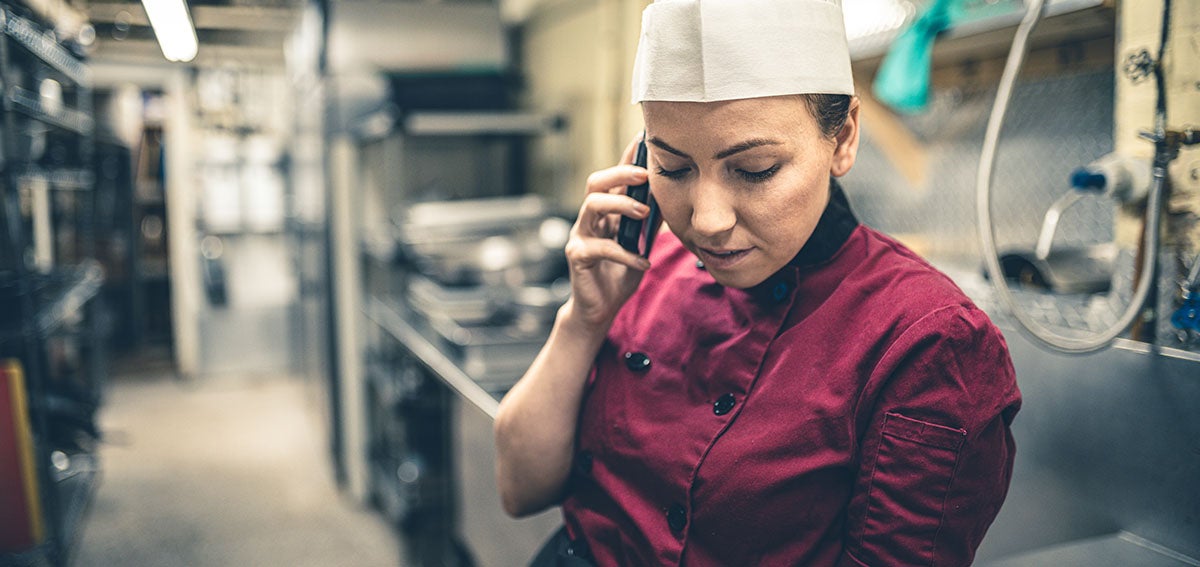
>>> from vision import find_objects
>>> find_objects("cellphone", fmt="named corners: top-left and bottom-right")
top-left (617, 138), bottom-right (660, 257)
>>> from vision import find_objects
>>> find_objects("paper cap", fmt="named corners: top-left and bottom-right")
top-left (631, 0), bottom-right (855, 104)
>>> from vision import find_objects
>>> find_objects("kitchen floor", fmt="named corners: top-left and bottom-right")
top-left (73, 357), bottom-right (401, 567)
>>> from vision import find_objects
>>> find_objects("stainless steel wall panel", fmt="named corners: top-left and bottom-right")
top-left (974, 325), bottom-right (1200, 563)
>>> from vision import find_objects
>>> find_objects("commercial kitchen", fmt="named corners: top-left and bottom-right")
top-left (0, 0), bottom-right (1198, 565)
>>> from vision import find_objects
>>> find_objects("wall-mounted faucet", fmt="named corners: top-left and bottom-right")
top-left (977, 0), bottom-right (1196, 354)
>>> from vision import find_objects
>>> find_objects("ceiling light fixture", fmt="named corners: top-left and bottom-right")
top-left (140, 0), bottom-right (198, 62)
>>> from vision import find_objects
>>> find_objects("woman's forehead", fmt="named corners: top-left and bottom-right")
top-left (642, 96), bottom-right (817, 139)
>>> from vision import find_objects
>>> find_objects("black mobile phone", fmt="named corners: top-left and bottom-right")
top-left (617, 139), bottom-right (660, 257)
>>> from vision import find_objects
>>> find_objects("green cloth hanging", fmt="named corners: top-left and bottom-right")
top-left (872, 0), bottom-right (965, 114)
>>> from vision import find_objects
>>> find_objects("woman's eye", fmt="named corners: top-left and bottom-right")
top-left (656, 166), bottom-right (691, 180)
top-left (737, 164), bottom-right (781, 183)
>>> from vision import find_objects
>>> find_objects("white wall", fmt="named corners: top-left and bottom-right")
top-left (521, 0), bottom-right (650, 209)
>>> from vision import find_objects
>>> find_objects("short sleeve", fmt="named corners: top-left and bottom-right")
top-left (842, 304), bottom-right (1021, 567)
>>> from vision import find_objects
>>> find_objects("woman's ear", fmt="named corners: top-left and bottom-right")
top-left (829, 97), bottom-right (861, 178)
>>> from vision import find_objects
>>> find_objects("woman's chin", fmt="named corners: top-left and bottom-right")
top-left (704, 264), bottom-right (772, 290)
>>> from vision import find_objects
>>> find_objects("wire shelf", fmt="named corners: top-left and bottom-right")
top-left (0, 9), bottom-right (89, 86)
top-left (8, 86), bottom-right (94, 135)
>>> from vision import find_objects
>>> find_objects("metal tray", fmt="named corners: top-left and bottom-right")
top-left (406, 275), bottom-right (506, 326)
top-left (423, 312), bottom-right (548, 390)
top-left (393, 195), bottom-right (570, 286)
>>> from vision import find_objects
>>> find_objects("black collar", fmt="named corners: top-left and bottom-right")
top-left (789, 179), bottom-right (859, 267)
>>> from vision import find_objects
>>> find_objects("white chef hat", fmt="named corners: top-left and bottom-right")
top-left (631, 0), bottom-right (855, 104)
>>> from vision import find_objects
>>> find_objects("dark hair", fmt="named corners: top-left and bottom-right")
top-left (801, 94), bottom-right (852, 139)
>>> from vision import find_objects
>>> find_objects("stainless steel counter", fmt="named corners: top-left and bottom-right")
top-left (365, 296), bottom-right (504, 418)
top-left (363, 295), bottom-right (560, 566)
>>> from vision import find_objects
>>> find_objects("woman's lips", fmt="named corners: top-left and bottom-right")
top-left (696, 246), bottom-right (752, 269)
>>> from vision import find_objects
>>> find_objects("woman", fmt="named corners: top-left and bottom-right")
top-left (495, 1), bottom-right (1020, 565)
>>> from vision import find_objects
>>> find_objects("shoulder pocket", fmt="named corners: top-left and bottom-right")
top-left (861, 412), bottom-right (965, 566)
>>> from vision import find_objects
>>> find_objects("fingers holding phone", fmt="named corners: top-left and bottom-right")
top-left (562, 134), bottom-right (656, 328)
top-left (570, 191), bottom-right (651, 271)
top-left (580, 166), bottom-right (648, 234)
top-left (574, 131), bottom-right (659, 265)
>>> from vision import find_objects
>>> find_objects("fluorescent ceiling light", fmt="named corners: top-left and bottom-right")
top-left (140, 0), bottom-right (199, 62)
top-left (842, 0), bottom-right (913, 42)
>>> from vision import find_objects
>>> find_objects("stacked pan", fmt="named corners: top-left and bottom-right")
top-left (393, 196), bottom-right (572, 390)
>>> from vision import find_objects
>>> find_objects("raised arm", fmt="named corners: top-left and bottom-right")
top-left (494, 136), bottom-right (656, 517)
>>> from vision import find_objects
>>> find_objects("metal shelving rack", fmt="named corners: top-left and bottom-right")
top-left (0, 3), bottom-right (102, 565)
top-left (345, 98), bottom-right (569, 565)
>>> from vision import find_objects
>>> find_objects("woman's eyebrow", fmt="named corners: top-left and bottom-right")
top-left (647, 137), bottom-right (783, 161)
top-left (648, 137), bottom-right (691, 159)
top-left (713, 138), bottom-right (782, 160)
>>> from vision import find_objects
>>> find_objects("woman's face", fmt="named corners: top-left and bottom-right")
top-left (642, 95), bottom-right (860, 289)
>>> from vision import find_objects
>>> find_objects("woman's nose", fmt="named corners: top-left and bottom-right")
top-left (690, 181), bottom-right (736, 237)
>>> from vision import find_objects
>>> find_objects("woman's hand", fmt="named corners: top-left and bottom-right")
top-left (561, 135), bottom-right (654, 332)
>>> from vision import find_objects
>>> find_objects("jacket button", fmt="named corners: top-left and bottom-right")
top-left (566, 537), bottom-right (591, 559)
top-left (696, 260), bottom-right (706, 269)
top-left (666, 503), bottom-right (687, 533)
top-left (713, 393), bottom-right (736, 416)
top-left (574, 451), bottom-right (593, 476)
top-left (771, 281), bottom-right (790, 303)
top-left (624, 352), bottom-right (651, 372)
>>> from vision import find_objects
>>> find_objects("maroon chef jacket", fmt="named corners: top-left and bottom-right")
top-left (561, 181), bottom-right (1021, 566)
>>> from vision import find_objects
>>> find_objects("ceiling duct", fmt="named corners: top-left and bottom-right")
top-left (326, 2), bottom-right (509, 74)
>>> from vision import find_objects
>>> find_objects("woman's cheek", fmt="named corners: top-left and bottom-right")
top-left (651, 186), bottom-right (690, 229)
top-left (758, 175), bottom-right (821, 235)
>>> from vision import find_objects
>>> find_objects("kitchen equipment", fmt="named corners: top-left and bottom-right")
top-left (510, 279), bottom-right (570, 332)
top-left (996, 243), bottom-right (1117, 295)
top-left (406, 274), bottom-right (507, 326)
top-left (423, 312), bottom-right (547, 391)
top-left (393, 196), bottom-right (569, 286)
top-left (393, 195), bottom-right (572, 392)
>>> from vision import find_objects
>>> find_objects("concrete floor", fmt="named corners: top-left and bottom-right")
top-left (73, 369), bottom-right (402, 567)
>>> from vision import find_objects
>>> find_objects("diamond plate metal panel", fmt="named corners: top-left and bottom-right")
top-left (847, 69), bottom-right (1116, 261)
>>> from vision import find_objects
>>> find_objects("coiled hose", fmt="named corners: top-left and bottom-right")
top-left (976, 0), bottom-right (1171, 354)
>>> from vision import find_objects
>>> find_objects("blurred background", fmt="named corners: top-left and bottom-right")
top-left (0, 0), bottom-right (1197, 565)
